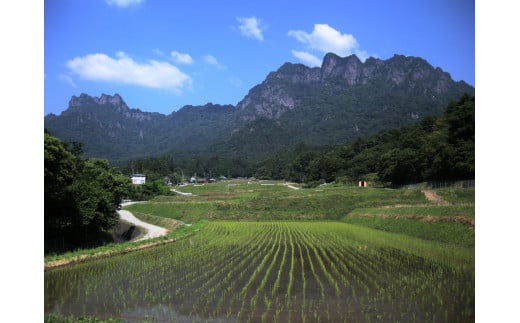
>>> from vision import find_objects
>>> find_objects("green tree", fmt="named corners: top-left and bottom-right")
top-left (377, 148), bottom-right (422, 184)
top-left (69, 159), bottom-right (132, 240)
top-left (44, 131), bottom-right (132, 249)
top-left (44, 131), bottom-right (79, 239)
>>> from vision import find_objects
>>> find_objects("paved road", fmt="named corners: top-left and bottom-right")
top-left (117, 202), bottom-right (168, 241)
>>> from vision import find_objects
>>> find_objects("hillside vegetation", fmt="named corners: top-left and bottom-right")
top-left (120, 94), bottom-right (475, 187)
top-left (44, 53), bottom-right (474, 164)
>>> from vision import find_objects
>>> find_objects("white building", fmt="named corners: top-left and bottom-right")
top-left (131, 173), bottom-right (146, 185)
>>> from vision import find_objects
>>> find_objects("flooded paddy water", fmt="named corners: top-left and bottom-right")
top-left (45, 221), bottom-right (474, 322)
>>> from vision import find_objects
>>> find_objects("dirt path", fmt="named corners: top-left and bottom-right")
top-left (285, 182), bottom-right (301, 190)
top-left (170, 189), bottom-right (194, 196)
top-left (117, 209), bottom-right (168, 241)
top-left (45, 203), bottom-right (170, 270)
top-left (421, 190), bottom-right (450, 205)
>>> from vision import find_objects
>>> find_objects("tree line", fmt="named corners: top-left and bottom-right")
top-left (118, 94), bottom-right (474, 187)
top-left (45, 130), bottom-right (134, 251)
top-left (255, 94), bottom-right (475, 186)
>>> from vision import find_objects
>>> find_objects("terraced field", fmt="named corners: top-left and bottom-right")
top-left (45, 181), bottom-right (474, 322)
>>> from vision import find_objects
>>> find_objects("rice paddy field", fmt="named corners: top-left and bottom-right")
top-left (44, 180), bottom-right (475, 322)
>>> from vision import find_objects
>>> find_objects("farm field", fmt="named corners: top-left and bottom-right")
top-left (44, 180), bottom-right (475, 322)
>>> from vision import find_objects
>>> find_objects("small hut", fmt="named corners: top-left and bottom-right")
top-left (358, 180), bottom-right (368, 188)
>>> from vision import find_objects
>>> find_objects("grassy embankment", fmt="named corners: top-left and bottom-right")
top-left (44, 219), bottom-right (207, 269)
top-left (45, 180), bottom-right (474, 268)
top-left (45, 180), bottom-right (474, 322)
top-left (126, 180), bottom-right (474, 249)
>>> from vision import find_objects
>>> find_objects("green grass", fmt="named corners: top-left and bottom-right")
top-left (45, 313), bottom-right (122, 323)
top-left (125, 181), bottom-right (475, 251)
top-left (125, 201), bottom-right (214, 223)
top-left (45, 182), bottom-right (475, 322)
top-left (349, 205), bottom-right (474, 218)
top-left (126, 181), bottom-right (430, 222)
top-left (329, 221), bottom-right (473, 268)
top-left (342, 216), bottom-right (475, 248)
top-left (344, 192), bottom-right (474, 248)
top-left (435, 187), bottom-right (475, 204)
top-left (49, 182), bottom-right (474, 266)
top-left (44, 221), bottom-right (208, 265)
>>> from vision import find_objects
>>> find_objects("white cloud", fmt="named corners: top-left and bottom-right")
top-left (66, 52), bottom-right (192, 94)
top-left (203, 54), bottom-right (225, 69)
top-left (237, 16), bottom-right (264, 41)
top-left (291, 50), bottom-right (322, 67)
top-left (288, 24), bottom-right (359, 56)
top-left (204, 54), bottom-right (218, 65)
top-left (105, 0), bottom-right (144, 8)
top-left (171, 51), bottom-right (194, 64)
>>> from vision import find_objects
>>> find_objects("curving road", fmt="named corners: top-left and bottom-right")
top-left (117, 202), bottom-right (168, 241)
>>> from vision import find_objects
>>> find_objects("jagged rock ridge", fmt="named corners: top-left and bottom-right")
top-left (44, 53), bottom-right (474, 163)
top-left (236, 53), bottom-right (469, 121)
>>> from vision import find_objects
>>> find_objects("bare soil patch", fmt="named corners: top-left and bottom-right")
top-left (422, 190), bottom-right (450, 205)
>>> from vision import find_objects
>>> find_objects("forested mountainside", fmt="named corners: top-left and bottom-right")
top-left (116, 94), bottom-right (474, 186)
top-left (45, 53), bottom-right (474, 164)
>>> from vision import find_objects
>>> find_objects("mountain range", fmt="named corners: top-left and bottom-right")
top-left (44, 53), bottom-right (474, 164)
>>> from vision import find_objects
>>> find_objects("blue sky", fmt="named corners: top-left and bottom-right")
top-left (44, 0), bottom-right (475, 116)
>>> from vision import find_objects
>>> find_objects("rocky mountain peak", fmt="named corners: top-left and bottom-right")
top-left (65, 93), bottom-right (160, 122)
top-left (236, 52), bottom-right (473, 122)
top-left (69, 93), bottom-right (95, 107)
top-left (69, 93), bottom-right (129, 111)
top-left (321, 53), bottom-right (363, 84)
top-left (97, 93), bottom-right (127, 108)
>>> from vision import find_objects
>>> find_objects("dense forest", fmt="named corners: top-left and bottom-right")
top-left (255, 93), bottom-right (475, 186)
top-left (119, 94), bottom-right (474, 187)
top-left (44, 131), bottom-right (172, 252)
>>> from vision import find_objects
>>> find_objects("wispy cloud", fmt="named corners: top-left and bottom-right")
top-left (171, 51), bottom-right (194, 64)
top-left (105, 0), bottom-right (144, 8)
top-left (288, 24), bottom-right (369, 65)
top-left (58, 74), bottom-right (78, 88)
top-left (66, 52), bottom-right (192, 94)
top-left (291, 50), bottom-right (322, 67)
top-left (203, 54), bottom-right (226, 69)
top-left (152, 48), bottom-right (165, 56)
top-left (236, 16), bottom-right (264, 41)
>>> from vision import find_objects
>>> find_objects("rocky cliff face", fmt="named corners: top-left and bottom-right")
top-left (236, 53), bottom-right (471, 121)
top-left (68, 93), bottom-right (160, 121)
top-left (320, 53), bottom-right (364, 84)
top-left (69, 93), bottom-right (128, 109)
top-left (319, 53), bottom-right (456, 90)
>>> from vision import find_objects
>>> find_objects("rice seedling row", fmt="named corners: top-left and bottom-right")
top-left (45, 221), bottom-right (474, 322)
